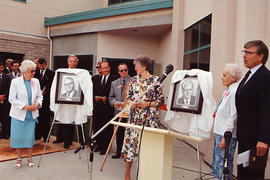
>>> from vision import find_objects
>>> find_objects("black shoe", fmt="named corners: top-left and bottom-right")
top-left (112, 154), bottom-right (121, 159)
top-left (2, 136), bottom-right (9, 140)
top-left (53, 140), bottom-right (63, 144)
top-left (64, 144), bottom-right (70, 149)
top-left (99, 151), bottom-right (106, 155)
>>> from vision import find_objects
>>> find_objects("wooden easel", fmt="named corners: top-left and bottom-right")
top-left (99, 82), bottom-right (130, 171)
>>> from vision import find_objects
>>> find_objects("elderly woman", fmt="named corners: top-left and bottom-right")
top-left (212, 63), bottom-right (242, 180)
top-left (9, 60), bottom-right (43, 168)
top-left (121, 55), bottom-right (164, 180)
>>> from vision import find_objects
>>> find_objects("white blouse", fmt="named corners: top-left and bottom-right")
top-left (213, 82), bottom-right (239, 138)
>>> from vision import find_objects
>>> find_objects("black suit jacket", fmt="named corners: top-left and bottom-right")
top-left (236, 65), bottom-right (270, 152)
top-left (34, 69), bottom-right (55, 107)
top-left (92, 74), bottom-right (118, 114)
top-left (0, 74), bottom-right (10, 103)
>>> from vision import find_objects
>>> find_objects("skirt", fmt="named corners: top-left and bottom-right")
top-left (10, 117), bottom-right (37, 148)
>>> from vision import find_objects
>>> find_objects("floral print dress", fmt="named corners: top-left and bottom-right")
top-left (121, 75), bottom-right (164, 162)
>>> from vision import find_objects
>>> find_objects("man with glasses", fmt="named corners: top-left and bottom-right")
top-left (236, 40), bottom-right (270, 179)
top-left (109, 63), bottom-right (132, 159)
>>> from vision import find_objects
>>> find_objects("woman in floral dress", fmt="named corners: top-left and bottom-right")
top-left (122, 55), bottom-right (164, 180)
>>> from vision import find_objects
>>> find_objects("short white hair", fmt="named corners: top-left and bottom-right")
top-left (224, 63), bottom-right (242, 81)
top-left (20, 60), bottom-right (36, 73)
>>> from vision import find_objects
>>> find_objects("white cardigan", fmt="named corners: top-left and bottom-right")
top-left (9, 76), bottom-right (43, 121)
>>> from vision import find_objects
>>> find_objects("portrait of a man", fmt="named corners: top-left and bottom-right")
top-left (171, 75), bottom-right (203, 114)
top-left (177, 79), bottom-right (196, 106)
top-left (61, 77), bottom-right (78, 100)
top-left (55, 72), bottom-right (84, 104)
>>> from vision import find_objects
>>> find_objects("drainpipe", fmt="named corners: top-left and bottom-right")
top-left (47, 26), bottom-right (53, 69)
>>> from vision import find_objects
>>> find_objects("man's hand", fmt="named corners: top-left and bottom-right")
top-left (256, 141), bottom-right (269, 157)
top-left (95, 96), bottom-right (101, 102)
top-left (0, 95), bottom-right (5, 103)
top-left (219, 137), bottom-right (226, 150)
top-left (114, 103), bottom-right (121, 109)
top-left (101, 96), bottom-right (107, 102)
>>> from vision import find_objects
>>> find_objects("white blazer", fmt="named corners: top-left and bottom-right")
top-left (9, 76), bottom-right (43, 121)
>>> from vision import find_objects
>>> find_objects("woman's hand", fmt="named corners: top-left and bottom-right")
top-left (219, 137), bottom-right (225, 150)
top-left (31, 103), bottom-right (40, 111)
top-left (23, 105), bottom-right (32, 111)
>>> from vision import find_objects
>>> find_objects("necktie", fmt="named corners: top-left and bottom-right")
top-left (40, 70), bottom-right (44, 80)
top-left (102, 75), bottom-right (106, 88)
top-left (121, 79), bottom-right (126, 97)
top-left (238, 70), bottom-right (251, 93)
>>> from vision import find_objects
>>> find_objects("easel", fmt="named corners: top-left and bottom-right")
top-left (37, 106), bottom-right (87, 167)
top-left (100, 82), bottom-right (130, 171)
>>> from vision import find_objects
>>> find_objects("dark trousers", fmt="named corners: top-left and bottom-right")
top-left (115, 117), bottom-right (127, 155)
top-left (56, 124), bottom-right (74, 146)
top-left (93, 103), bottom-right (114, 152)
top-left (0, 103), bottom-right (10, 138)
top-left (237, 144), bottom-right (269, 180)
top-left (35, 106), bottom-right (51, 140)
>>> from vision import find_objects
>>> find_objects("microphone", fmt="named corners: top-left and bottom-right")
top-left (223, 131), bottom-right (232, 178)
top-left (158, 64), bottom-right (174, 84)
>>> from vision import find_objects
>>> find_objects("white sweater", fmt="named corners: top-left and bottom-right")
top-left (213, 82), bottom-right (238, 138)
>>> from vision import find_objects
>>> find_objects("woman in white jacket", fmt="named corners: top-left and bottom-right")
top-left (9, 60), bottom-right (43, 168)
top-left (212, 63), bottom-right (241, 180)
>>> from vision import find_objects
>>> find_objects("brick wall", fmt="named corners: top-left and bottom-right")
top-left (0, 32), bottom-right (50, 63)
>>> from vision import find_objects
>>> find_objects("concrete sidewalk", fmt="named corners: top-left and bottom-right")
top-left (0, 139), bottom-right (215, 180)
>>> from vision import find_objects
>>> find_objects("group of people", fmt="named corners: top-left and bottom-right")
top-left (0, 40), bottom-right (269, 180)
top-left (212, 40), bottom-right (270, 180)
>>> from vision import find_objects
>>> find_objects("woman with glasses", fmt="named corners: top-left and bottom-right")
top-left (9, 60), bottom-right (43, 168)
top-left (121, 55), bottom-right (164, 180)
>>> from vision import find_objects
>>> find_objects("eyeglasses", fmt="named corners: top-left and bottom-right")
top-left (30, 70), bottom-right (35, 73)
top-left (119, 69), bottom-right (128, 72)
top-left (96, 66), bottom-right (101, 69)
top-left (242, 50), bottom-right (258, 55)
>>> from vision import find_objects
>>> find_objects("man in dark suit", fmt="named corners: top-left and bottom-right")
top-left (34, 58), bottom-right (55, 142)
top-left (236, 40), bottom-right (270, 179)
top-left (7, 60), bottom-right (21, 80)
top-left (3, 59), bottom-right (13, 74)
top-left (177, 79), bottom-right (196, 106)
top-left (0, 61), bottom-right (11, 139)
top-left (93, 61), bottom-right (118, 155)
top-left (109, 63), bottom-right (132, 158)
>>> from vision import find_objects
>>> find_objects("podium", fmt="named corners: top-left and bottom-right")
top-left (111, 121), bottom-right (201, 180)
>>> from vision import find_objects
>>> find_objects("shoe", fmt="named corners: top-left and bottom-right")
top-left (93, 147), bottom-right (101, 152)
top-left (27, 158), bottom-right (35, 168)
top-left (99, 151), bottom-right (106, 155)
top-left (64, 144), bottom-right (70, 149)
top-left (53, 140), bottom-right (63, 144)
top-left (14, 158), bottom-right (22, 169)
top-left (112, 154), bottom-right (121, 159)
top-left (2, 136), bottom-right (9, 140)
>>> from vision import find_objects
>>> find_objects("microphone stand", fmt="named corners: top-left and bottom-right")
top-left (223, 131), bottom-right (232, 180)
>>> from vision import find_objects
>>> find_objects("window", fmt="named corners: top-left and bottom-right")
top-left (54, 55), bottom-right (93, 74)
top-left (183, 15), bottom-right (211, 71)
top-left (108, 0), bottom-right (141, 5)
top-left (15, 0), bottom-right (26, 3)
top-left (0, 52), bottom-right (24, 64)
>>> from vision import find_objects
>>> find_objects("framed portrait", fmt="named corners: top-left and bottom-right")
top-left (55, 72), bottom-right (84, 105)
top-left (170, 75), bottom-right (203, 114)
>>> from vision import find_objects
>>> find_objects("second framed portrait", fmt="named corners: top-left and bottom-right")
top-left (55, 72), bottom-right (84, 105)
top-left (170, 75), bottom-right (203, 114)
